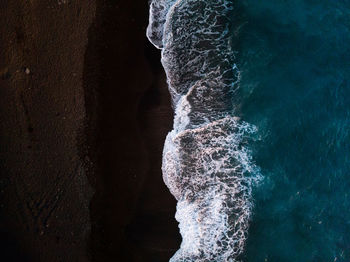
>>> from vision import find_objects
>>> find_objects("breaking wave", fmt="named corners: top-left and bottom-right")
top-left (147, 0), bottom-right (262, 261)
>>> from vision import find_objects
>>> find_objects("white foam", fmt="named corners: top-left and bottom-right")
top-left (146, 0), bottom-right (178, 49)
top-left (147, 0), bottom-right (262, 261)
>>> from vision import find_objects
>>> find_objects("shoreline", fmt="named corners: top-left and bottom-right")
top-left (83, 1), bottom-right (180, 260)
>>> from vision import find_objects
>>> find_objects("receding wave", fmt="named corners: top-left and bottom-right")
top-left (147, 0), bottom-right (262, 261)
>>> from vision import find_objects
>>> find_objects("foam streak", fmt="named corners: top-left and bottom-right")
top-left (147, 1), bottom-right (262, 261)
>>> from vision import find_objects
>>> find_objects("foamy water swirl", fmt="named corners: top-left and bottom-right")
top-left (147, 0), bottom-right (262, 261)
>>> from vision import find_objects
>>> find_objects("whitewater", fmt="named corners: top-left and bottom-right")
top-left (147, 0), bottom-right (262, 261)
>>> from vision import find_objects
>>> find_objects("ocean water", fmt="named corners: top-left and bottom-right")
top-left (147, 0), bottom-right (350, 261)
top-left (237, 1), bottom-right (350, 261)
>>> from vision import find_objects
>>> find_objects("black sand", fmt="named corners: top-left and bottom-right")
top-left (0, 0), bottom-right (180, 261)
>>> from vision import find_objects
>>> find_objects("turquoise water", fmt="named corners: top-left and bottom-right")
top-left (235, 1), bottom-right (350, 261)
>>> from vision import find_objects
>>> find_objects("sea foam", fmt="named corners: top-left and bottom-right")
top-left (147, 0), bottom-right (262, 261)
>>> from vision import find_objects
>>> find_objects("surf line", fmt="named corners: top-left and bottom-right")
top-left (147, 0), bottom-right (262, 261)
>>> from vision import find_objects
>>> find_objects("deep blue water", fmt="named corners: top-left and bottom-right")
top-left (235, 1), bottom-right (350, 261)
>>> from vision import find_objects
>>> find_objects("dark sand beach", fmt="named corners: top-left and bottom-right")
top-left (0, 0), bottom-right (180, 261)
